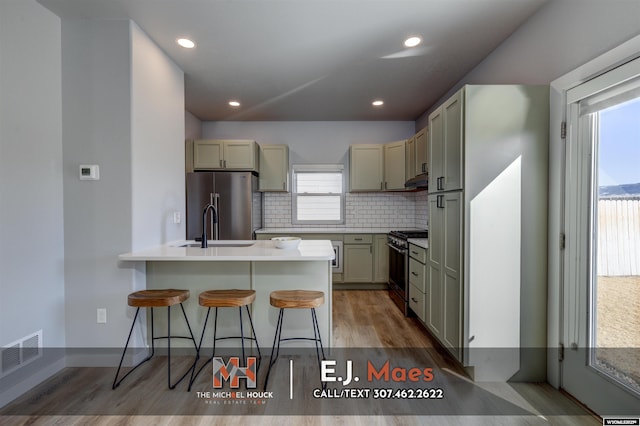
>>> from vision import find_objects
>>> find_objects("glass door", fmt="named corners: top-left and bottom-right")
top-left (562, 57), bottom-right (640, 416)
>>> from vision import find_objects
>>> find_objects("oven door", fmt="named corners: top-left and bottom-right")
top-left (387, 240), bottom-right (408, 315)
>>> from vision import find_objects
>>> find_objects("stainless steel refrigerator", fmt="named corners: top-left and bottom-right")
top-left (186, 172), bottom-right (262, 240)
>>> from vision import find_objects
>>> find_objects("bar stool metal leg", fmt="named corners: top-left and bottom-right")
top-left (188, 304), bottom-right (261, 391)
top-left (113, 303), bottom-right (197, 390)
top-left (311, 308), bottom-right (326, 390)
top-left (263, 307), bottom-right (326, 391)
top-left (263, 308), bottom-right (285, 391)
top-left (246, 305), bottom-right (262, 363)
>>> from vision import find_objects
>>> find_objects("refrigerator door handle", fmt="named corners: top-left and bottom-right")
top-left (207, 193), bottom-right (214, 242)
top-left (213, 193), bottom-right (220, 240)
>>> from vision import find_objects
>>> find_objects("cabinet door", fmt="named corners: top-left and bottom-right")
top-left (373, 235), bottom-right (389, 283)
top-left (405, 136), bottom-right (416, 180)
top-left (415, 127), bottom-right (428, 175)
top-left (259, 144), bottom-right (289, 191)
top-left (429, 108), bottom-right (444, 191)
top-left (383, 140), bottom-right (406, 190)
top-left (223, 140), bottom-right (257, 170)
top-left (193, 140), bottom-right (224, 170)
top-left (409, 257), bottom-right (426, 292)
top-left (409, 283), bottom-right (426, 323)
top-left (443, 90), bottom-right (464, 191)
top-left (442, 191), bottom-right (463, 359)
top-left (427, 194), bottom-right (443, 338)
top-left (350, 145), bottom-right (384, 191)
top-left (343, 244), bottom-right (373, 282)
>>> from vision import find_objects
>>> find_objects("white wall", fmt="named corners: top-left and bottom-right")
top-left (415, 0), bottom-right (640, 129)
top-left (0, 0), bottom-right (65, 406)
top-left (131, 22), bottom-right (185, 251)
top-left (62, 19), bottom-right (186, 352)
top-left (185, 110), bottom-right (202, 139)
top-left (62, 19), bottom-right (134, 350)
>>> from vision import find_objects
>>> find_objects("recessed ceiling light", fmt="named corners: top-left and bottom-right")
top-left (229, 100), bottom-right (241, 107)
top-left (177, 38), bottom-right (195, 49)
top-left (372, 100), bottom-right (384, 107)
top-left (404, 36), bottom-right (422, 48)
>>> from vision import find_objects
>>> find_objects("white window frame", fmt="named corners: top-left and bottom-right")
top-left (548, 33), bottom-right (640, 390)
top-left (291, 164), bottom-right (345, 225)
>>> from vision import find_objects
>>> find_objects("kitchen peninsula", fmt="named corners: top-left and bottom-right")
top-left (118, 239), bottom-right (334, 349)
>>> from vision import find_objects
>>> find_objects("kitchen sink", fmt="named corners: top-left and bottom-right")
top-left (179, 241), bottom-right (255, 248)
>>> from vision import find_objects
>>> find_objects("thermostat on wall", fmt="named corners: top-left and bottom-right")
top-left (79, 165), bottom-right (100, 180)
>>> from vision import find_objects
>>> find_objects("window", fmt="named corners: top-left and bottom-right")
top-left (292, 164), bottom-right (345, 224)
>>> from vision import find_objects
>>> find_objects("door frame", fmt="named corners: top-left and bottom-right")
top-left (549, 34), bottom-right (640, 400)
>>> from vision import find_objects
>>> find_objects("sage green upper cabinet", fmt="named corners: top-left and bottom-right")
top-left (429, 109), bottom-right (443, 189)
top-left (350, 140), bottom-right (408, 192)
top-left (443, 91), bottom-right (463, 191)
top-left (259, 144), bottom-right (289, 192)
top-left (350, 144), bottom-right (384, 192)
top-left (193, 140), bottom-right (223, 170)
top-left (415, 126), bottom-right (428, 176)
top-left (193, 139), bottom-right (258, 171)
top-left (383, 140), bottom-right (406, 190)
top-left (429, 89), bottom-right (463, 192)
top-left (405, 135), bottom-right (416, 181)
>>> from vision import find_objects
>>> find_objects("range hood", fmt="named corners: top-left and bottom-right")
top-left (404, 173), bottom-right (428, 190)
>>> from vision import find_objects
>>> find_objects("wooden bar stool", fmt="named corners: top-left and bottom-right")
top-left (263, 290), bottom-right (325, 390)
top-left (188, 289), bottom-right (261, 391)
top-left (112, 289), bottom-right (197, 390)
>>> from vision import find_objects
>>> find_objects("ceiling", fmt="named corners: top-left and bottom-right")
top-left (38, 0), bottom-right (548, 121)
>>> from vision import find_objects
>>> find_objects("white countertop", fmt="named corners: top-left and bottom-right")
top-left (119, 240), bottom-right (335, 262)
top-left (408, 238), bottom-right (429, 249)
top-left (256, 227), bottom-right (418, 234)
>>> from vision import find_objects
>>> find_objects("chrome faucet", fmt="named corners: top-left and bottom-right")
top-left (201, 203), bottom-right (218, 248)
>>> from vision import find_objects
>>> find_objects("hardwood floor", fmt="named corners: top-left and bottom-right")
top-left (1, 290), bottom-right (599, 425)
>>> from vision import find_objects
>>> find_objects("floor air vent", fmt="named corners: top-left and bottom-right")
top-left (1, 330), bottom-right (43, 377)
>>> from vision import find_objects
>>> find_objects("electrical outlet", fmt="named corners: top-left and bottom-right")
top-left (173, 211), bottom-right (181, 224)
top-left (97, 308), bottom-right (107, 324)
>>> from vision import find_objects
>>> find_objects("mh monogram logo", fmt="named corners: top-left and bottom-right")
top-left (212, 357), bottom-right (257, 388)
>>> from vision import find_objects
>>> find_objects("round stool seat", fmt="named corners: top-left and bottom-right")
top-left (199, 289), bottom-right (256, 308)
top-left (270, 290), bottom-right (324, 309)
top-left (128, 289), bottom-right (190, 308)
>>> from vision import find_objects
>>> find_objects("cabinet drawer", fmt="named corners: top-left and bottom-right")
top-left (409, 283), bottom-right (425, 323)
top-left (408, 244), bottom-right (427, 263)
top-left (409, 257), bottom-right (426, 292)
top-left (301, 234), bottom-right (343, 241)
top-left (344, 234), bottom-right (372, 244)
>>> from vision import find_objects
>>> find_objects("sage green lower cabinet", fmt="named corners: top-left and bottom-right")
top-left (408, 244), bottom-right (427, 323)
top-left (409, 283), bottom-right (425, 322)
top-left (373, 235), bottom-right (389, 283)
top-left (343, 233), bottom-right (387, 284)
top-left (257, 232), bottom-right (389, 285)
top-left (343, 244), bottom-right (373, 282)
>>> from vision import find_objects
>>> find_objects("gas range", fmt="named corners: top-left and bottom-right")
top-left (388, 229), bottom-right (428, 250)
top-left (387, 229), bottom-right (428, 316)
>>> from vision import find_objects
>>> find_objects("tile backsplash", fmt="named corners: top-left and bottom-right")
top-left (415, 191), bottom-right (428, 229)
top-left (263, 191), bottom-right (429, 229)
